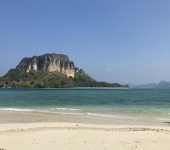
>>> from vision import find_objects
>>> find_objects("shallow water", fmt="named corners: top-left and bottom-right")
top-left (0, 88), bottom-right (170, 124)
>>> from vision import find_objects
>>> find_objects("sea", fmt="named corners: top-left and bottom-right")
top-left (0, 88), bottom-right (170, 125)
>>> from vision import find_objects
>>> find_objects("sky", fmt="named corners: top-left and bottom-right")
top-left (0, 0), bottom-right (170, 85)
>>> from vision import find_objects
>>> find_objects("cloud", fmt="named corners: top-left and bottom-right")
top-left (106, 68), bottom-right (111, 71)
top-left (155, 75), bottom-right (159, 78)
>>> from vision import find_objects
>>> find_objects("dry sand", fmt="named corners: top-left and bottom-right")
top-left (0, 122), bottom-right (170, 150)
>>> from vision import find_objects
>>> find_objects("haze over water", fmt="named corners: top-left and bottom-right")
top-left (0, 88), bottom-right (170, 124)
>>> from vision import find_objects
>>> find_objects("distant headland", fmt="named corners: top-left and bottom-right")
top-left (0, 53), bottom-right (128, 88)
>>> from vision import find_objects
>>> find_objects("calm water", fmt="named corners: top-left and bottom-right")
top-left (0, 88), bottom-right (170, 121)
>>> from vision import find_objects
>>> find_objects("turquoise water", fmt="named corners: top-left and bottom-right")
top-left (0, 88), bottom-right (170, 121)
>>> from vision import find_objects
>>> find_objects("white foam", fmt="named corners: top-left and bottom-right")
top-left (49, 112), bottom-right (84, 115)
top-left (0, 107), bottom-right (80, 112)
top-left (87, 113), bottom-right (138, 119)
top-left (0, 108), bottom-right (151, 119)
top-left (0, 108), bottom-right (34, 112)
top-left (0, 107), bottom-right (83, 115)
top-left (155, 117), bottom-right (170, 121)
top-left (55, 108), bottom-right (80, 111)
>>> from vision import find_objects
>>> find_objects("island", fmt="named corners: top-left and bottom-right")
top-left (0, 53), bottom-right (128, 88)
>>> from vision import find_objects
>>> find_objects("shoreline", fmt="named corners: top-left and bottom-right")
top-left (0, 111), bottom-right (169, 126)
top-left (1, 122), bottom-right (170, 150)
top-left (0, 87), bottom-right (129, 90)
top-left (1, 88), bottom-right (170, 149)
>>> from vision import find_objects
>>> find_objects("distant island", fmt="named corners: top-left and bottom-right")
top-left (128, 81), bottom-right (170, 88)
top-left (0, 53), bottom-right (128, 88)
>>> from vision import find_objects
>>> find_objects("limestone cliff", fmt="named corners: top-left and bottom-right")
top-left (0, 53), bottom-right (129, 88)
top-left (16, 53), bottom-right (83, 78)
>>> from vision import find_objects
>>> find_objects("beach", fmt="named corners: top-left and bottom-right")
top-left (0, 122), bottom-right (170, 150)
top-left (1, 0), bottom-right (170, 149)
top-left (1, 89), bottom-right (170, 149)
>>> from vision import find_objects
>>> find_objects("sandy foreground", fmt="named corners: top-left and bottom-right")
top-left (0, 122), bottom-right (170, 150)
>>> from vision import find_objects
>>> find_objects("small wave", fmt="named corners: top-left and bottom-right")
top-left (55, 108), bottom-right (80, 111)
top-left (0, 107), bottom-right (83, 116)
top-left (0, 107), bottom-right (80, 112)
top-left (87, 113), bottom-right (138, 120)
top-left (155, 117), bottom-right (170, 121)
top-left (87, 113), bottom-right (114, 118)
top-left (0, 108), bottom-right (34, 112)
top-left (49, 112), bottom-right (84, 115)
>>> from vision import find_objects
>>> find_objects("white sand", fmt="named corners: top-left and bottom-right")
top-left (0, 122), bottom-right (170, 150)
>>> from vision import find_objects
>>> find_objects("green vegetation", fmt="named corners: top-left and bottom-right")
top-left (73, 73), bottom-right (127, 88)
top-left (0, 69), bottom-right (128, 88)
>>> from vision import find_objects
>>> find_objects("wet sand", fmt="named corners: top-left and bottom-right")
top-left (0, 111), bottom-right (166, 126)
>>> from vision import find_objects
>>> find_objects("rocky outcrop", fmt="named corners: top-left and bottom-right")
top-left (16, 53), bottom-right (84, 78)
top-left (0, 53), bottom-right (129, 88)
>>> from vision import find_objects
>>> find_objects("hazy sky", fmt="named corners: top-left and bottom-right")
top-left (0, 0), bottom-right (170, 85)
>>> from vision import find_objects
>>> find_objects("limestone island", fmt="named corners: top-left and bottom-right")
top-left (0, 53), bottom-right (128, 88)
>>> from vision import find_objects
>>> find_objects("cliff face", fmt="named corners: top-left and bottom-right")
top-left (0, 53), bottom-right (129, 88)
top-left (16, 53), bottom-right (81, 78)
